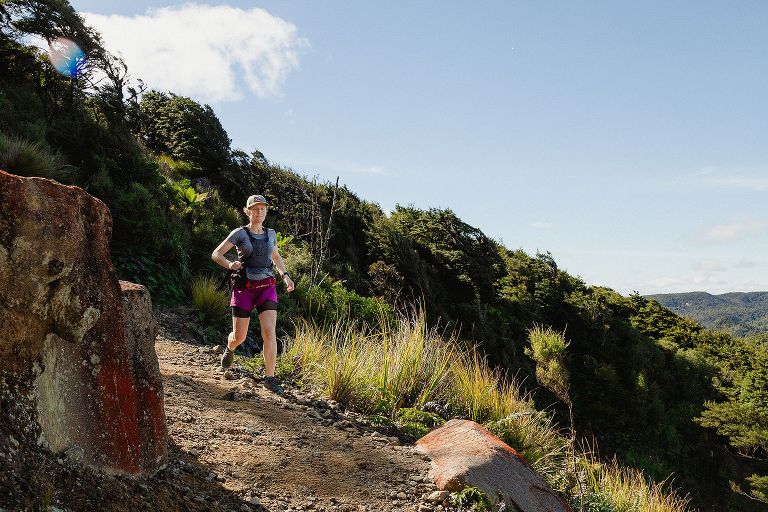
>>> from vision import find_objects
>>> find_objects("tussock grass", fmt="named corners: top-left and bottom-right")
top-left (190, 274), bottom-right (229, 326)
top-left (376, 310), bottom-right (456, 411)
top-left (0, 132), bottom-right (75, 182)
top-left (449, 347), bottom-right (529, 423)
top-left (580, 457), bottom-right (691, 512)
top-left (282, 310), bottom-right (531, 419)
top-left (487, 411), bottom-right (570, 484)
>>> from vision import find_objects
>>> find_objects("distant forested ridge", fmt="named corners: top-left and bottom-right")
top-left (1, 1), bottom-right (767, 509)
top-left (647, 291), bottom-right (768, 336)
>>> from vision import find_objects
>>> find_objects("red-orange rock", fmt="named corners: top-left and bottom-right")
top-left (0, 170), bottom-right (167, 474)
top-left (415, 419), bottom-right (572, 512)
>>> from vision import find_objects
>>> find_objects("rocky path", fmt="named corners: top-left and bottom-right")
top-left (1, 312), bottom-right (456, 512)
top-left (154, 312), bottom-right (445, 512)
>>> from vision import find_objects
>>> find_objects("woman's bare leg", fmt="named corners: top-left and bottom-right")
top-left (259, 310), bottom-right (278, 377)
top-left (229, 316), bottom-right (251, 349)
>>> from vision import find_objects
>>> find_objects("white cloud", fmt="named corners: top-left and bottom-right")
top-left (692, 260), bottom-right (726, 272)
top-left (643, 273), bottom-right (724, 293)
top-left (645, 276), bottom-right (686, 289)
top-left (694, 167), bottom-right (768, 191)
top-left (287, 157), bottom-right (390, 175)
top-left (734, 258), bottom-right (758, 269)
top-left (83, 4), bottom-right (309, 102)
top-left (697, 219), bottom-right (768, 242)
top-left (691, 273), bottom-right (725, 286)
top-left (531, 221), bottom-right (555, 229)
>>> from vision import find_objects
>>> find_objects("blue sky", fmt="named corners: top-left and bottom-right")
top-left (70, 1), bottom-right (768, 295)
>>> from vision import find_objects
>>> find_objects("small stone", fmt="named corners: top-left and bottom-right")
top-left (396, 492), bottom-right (407, 500)
top-left (419, 506), bottom-right (433, 512)
top-left (427, 491), bottom-right (450, 503)
top-left (90, 354), bottom-right (101, 365)
top-left (189, 449), bottom-right (199, 457)
top-left (240, 505), bottom-right (251, 512)
top-left (224, 370), bottom-right (237, 380)
top-left (64, 445), bottom-right (84, 463)
top-left (248, 496), bottom-right (261, 505)
top-left (214, 345), bottom-right (225, 354)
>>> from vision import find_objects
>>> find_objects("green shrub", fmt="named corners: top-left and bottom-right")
top-left (190, 274), bottom-right (229, 326)
top-left (449, 486), bottom-right (491, 512)
top-left (0, 132), bottom-right (75, 182)
top-left (113, 250), bottom-right (187, 305)
top-left (395, 407), bottom-right (444, 439)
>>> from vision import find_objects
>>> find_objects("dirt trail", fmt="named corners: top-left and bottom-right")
top-left (1, 311), bottom-right (448, 512)
top-left (156, 309), bottom-right (436, 511)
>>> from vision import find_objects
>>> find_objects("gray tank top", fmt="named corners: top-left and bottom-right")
top-left (226, 227), bottom-right (276, 280)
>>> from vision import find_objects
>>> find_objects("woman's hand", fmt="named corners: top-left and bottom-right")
top-left (229, 261), bottom-right (243, 271)
top-left (283, 275), bottom-right (295, 292)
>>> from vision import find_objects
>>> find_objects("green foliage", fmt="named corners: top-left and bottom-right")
top-left (395, 407), bottom-right (444, 439)
top-left (486, 412), bottom-right (569, 479)
top-left (695, 339), bottom-right (768, 503)
top-left (113, 250), bottom-right (186, 305)
top-left (745, 474), bottom-right (768, 503)
top-left (190, 274), bottom-right (228, 327)
top-left (448, 348), bottom-right (529, 423)
top-left (0, 131), bottom-right (74, 182)
top-left (579, 459), bottom-right (691, 512)
top-left (449, 486), bottom-right (491, 512)
top-left (139, 91), bottom-right (231, 178)
top-left (526, 325), bottom-right (571, 404)
top-left (648, 291), bottom-right (768, 337)
top-left (295, 277), bottom-right (391, 328)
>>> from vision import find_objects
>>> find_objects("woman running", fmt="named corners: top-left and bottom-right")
top-left (211, 194), bottom-right (295, 393)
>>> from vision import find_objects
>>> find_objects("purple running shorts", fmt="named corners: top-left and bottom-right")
top-left (230, 277), bottom-right (278, 315)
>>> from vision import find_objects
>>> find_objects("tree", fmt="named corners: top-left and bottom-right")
top-left (138, 90), bottom-right (231, 178)
top-left (697, 343), bottom-right (768, 504)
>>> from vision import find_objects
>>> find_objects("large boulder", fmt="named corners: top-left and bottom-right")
top-left (0, 170), bottom-right (167, 474)
top-left (415, 419), bottom-right (572, 512)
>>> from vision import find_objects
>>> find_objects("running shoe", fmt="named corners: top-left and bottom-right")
top-left (220, 347), bottom-right (234, 369)
top-left (264, 376), bottom-right (284, 395)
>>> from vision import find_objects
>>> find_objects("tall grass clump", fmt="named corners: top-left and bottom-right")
top-left (281, 309), bottom-right (530, 420)
top-left (282, 320), bottom-right (377, 408)
top-left (375, 309), bottom-right (456, 411)
top-left (579, 457), bottom-right (691, 512)
top-left (190, 274), bottom-right (228, 326)
top-left (0, 132), bottom-right (75, 183)
top-left (449, 347), bottom-right (530, 423)
top-left (487, 411), bottom-right (570, 485)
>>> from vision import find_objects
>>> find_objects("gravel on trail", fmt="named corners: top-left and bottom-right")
top-left (0, 310), bottom-right (460, 512)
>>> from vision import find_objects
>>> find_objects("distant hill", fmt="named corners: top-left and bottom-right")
top-left (646, 291), bottom-right (768, 337)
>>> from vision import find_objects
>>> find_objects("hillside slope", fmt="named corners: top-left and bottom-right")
top-left (0, 310), bottom-right (446, 512)
top-left (647, 291), bottom-right (768, 336)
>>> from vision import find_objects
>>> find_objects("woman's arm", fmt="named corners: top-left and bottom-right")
top-left (272, 245), bottom-right (294, 292)
top-left (212, 240), bottom-right (240, 270)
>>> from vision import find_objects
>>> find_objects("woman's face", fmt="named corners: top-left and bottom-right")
top-left (246, 204), bottom-right (267, 222)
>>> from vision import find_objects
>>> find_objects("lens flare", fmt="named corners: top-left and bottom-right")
top-left (47, 37), bottom-right (86, 78)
